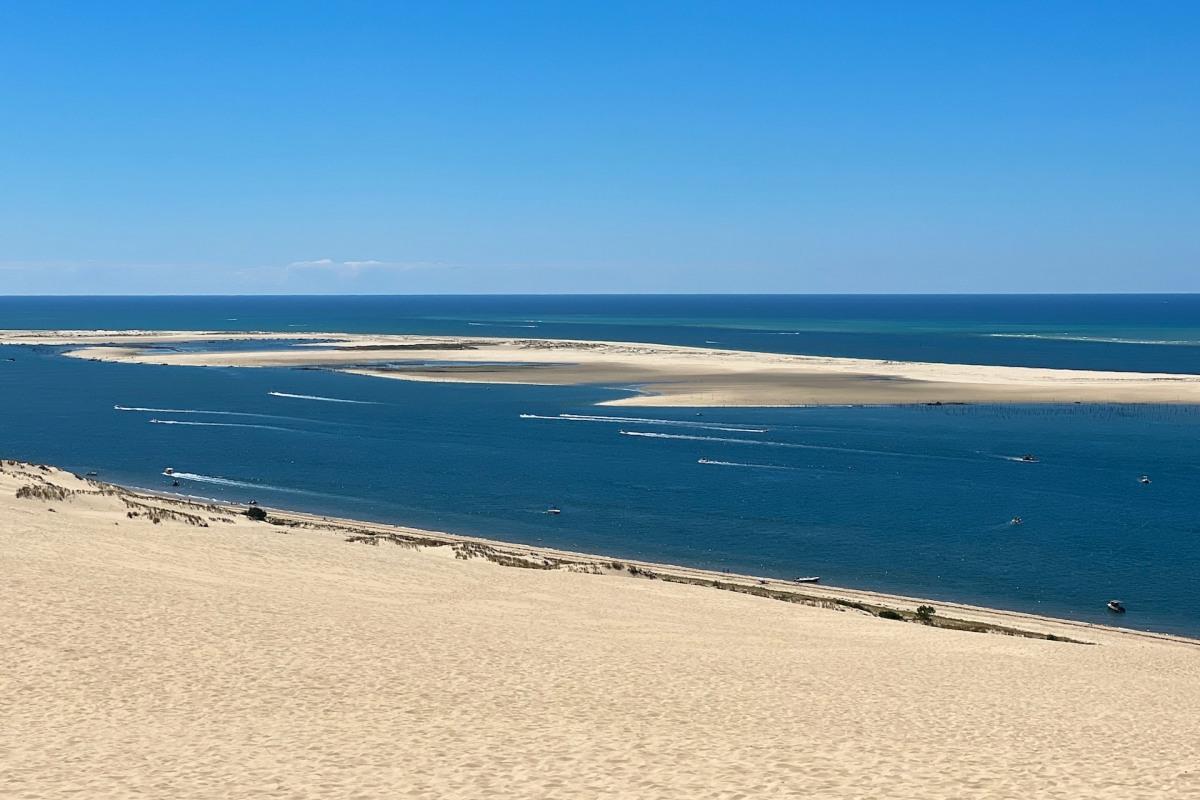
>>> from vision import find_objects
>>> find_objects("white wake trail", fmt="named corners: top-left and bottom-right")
top-left (697, 459), bottom-right (799, 470)
top-left (149, 419), bottom-right (296, 433)
top-left (520, 413), bottom-right (767, 433)
top-left (268, 391), bottom-right (377, 404)
top-left (620, 430), bottom-right (978, 462)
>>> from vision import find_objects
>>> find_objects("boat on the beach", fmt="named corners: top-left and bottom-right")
top-left (792, 576), bottom-right (821, 584)
top-left (1107, 600), bottom-right (1126, 613)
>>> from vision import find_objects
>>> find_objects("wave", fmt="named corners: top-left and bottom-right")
top-left (467, 322), bottom-right (539, 328)
top-left (697, 458), bottom-right (798, 470)
top-left (149, 419), bottom-right (297, 433)
top-left (984, 333), bottom-right (1200, 346)
top-left (620, 430), bottom-right (977, 462)
top-left (520, 413), bottom-right (767, 433)
top-left (268, 391), bottom-right (377, 404)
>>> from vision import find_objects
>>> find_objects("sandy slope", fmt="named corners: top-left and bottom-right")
top-left (6, 328), bottom-right (1200, 406)
top-left (2, 460), bottom-right (1197, 799)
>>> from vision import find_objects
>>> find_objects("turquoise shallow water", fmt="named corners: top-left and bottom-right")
top-left (2, 295), bottom-right (1198, 636)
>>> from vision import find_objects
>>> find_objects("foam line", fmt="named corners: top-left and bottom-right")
top-left (984, 333), bottom-right (1200, 346)
top-left (465, 321), bottom-right (537, 328)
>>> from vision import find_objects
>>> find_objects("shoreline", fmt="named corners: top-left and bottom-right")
top-left (13, 459), bottom-right (1196, 647)
top-left (6, 458), bottom-right (1200, 797)
top-left (7, 328), bottom-right (1200, 406)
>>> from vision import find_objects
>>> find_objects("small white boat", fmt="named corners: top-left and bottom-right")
top-left (792, 576), bottom-right (821, 584)
top-left (1107, 600), bottom-right (1126, 613)
top-left (545, 507), bottom-right (561, 515)
top-left (162, 467), bottom-right (175, 476)
top-left (1138, 475), bottom-right (1151, 485)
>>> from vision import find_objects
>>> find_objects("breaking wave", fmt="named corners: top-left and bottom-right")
top-left (467, 322), bottom-right (539, 328)
top-left (984, 333), bottom-right (1200, 346)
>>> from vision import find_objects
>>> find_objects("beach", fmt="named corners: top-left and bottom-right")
top-left (7, 328), bottom-right (1200, 406)
top-left (2, 459), bottom-right (1197, 799)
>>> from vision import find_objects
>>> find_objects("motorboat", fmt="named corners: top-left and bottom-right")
top-left (1138, 475), bottom-right (1151, 485)
top-left (1107, 600), bottom-right (1126, 614)
top-left (1010, 516), bottom-right (1024, 526)
top-left (792, 576), bottom-right (821, 584)
top-left (1018, 454), bottom-right (1039, 463)
top-left (546, 507), bottom-right (561, 515)
top-left (162, 467), bottom-right (175, 476)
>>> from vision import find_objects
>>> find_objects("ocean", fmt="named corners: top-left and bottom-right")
top-left (2, 295), bottom-right (1198, 636)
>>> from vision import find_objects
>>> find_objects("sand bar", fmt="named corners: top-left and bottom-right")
top-left (2, 459), bottom-right (1198, 798)
top-left (6, 328), bottom-right (1200, 406)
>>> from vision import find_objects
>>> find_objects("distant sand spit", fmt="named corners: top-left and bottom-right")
top-left (6, 328), bottom-right (1200, 407)
top-left (2, 460), bottom-right (1197, 799)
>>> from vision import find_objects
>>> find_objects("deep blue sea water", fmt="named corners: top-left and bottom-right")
top-left (2, 295), bottom-right (1198, 637)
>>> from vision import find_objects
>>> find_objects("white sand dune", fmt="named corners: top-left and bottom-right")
top-left (2, 460), bottom-right (1197, 799)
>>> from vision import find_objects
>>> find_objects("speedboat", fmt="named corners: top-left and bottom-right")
top-left (1010, 516), bottom-right (1024, 526)
top-left (162, 467), bottom-right (175, 476)
top-left (1018, 454), bottom-right (1039, 463)
top-left (792, 576), bottom-right (821, 584)
top-left (1138, 475), bottom-right (1151, 485)
top-left (1107, 600), bottom-right (1126, 613)
top-left (546, 507), bottom-right (561, 515)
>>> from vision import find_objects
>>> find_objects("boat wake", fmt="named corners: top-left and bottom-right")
top-left (697, 458), bottom-right (799, 470)
top-left (148, 419), bottom-right (298, 433)
top-left (165, 471), bottom-right (312, 494)
top-left (520, 413), bottom-right (767, 433)
top-left (116, 404), bottom-right (307, 422)
top-left (268, 391), bottom-right (378, 404)
top-left (620, 430), bottom-right (978, 462)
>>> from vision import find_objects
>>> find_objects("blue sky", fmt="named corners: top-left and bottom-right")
top-left (1, 1), bottom-right (1197, 294)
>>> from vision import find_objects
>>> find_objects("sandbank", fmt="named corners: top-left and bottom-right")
top-left (6, 328), bottom-right (1200, 407)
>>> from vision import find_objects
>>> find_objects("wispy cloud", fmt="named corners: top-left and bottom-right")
top-left (284, 258), bottom-right (443, 277)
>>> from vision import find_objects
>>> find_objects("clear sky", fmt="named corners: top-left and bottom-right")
top-left (1, 1), bottom-right (1197, 294)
